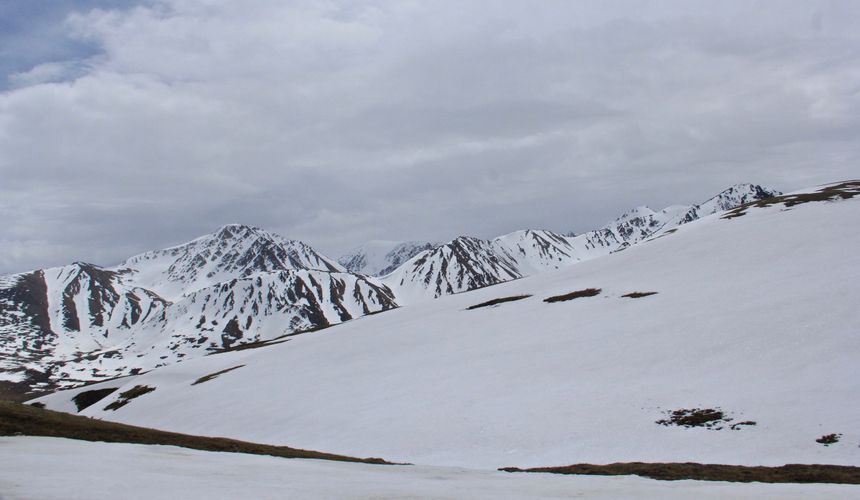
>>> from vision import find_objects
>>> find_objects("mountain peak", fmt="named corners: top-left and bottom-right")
top-left (118, 225), bottom-right (343, 300)
top-left (214, 223), bottom-right (263, 238)
top-left (685, 183), bottom-right (782, 222)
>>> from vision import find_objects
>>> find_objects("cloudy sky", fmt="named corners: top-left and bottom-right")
top-left (1, 0), bottom-right (859, 273)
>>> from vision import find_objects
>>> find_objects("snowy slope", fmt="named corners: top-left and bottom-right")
top-left (492, 229), bottom-right (580, 274)
top-left (4, 437), bottom-right (857, 500)
top-left (38, 181), bottom-right (860, 469)
top-left (118, 224), bottom-right (344, 300)
top-left (338, 240), bottom-right (440, 276)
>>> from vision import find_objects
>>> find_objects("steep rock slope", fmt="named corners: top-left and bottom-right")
top-left (38, 181), bottom-right (860, 469)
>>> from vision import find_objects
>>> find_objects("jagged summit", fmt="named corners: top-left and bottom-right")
top-left (119, 225), bottom-right (343, 300)
top-left (383, 236), bottom-right (520, 302)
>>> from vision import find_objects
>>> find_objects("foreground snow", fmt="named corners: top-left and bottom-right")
top-left (36, 183), bottom-right (860, 469)
top-left (1, 437), bottom-right (857, 500)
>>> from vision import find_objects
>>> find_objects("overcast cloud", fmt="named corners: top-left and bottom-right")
top-left (1, 0), bottom-right (859, 273)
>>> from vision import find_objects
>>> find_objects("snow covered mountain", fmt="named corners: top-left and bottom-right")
top-left (680, 183), bottom-right (782, 224)
top-left (382, 236), bottom-right (522, 302)
top-left (35, 180), bottom-right (860, 470)
top-left (0, 226), bottom-right (394, 398)
top-left (0, 185), bottom-right (779, 397)
top-left (385, 184), bottom-right (780, 301)
top-left (119, 224), bottom-right (344, 300)
top-left (338, 240), bottom-right (440, 276)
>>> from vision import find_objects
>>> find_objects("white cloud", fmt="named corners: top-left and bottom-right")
top-left (7, 61), bottom-right (83, 87)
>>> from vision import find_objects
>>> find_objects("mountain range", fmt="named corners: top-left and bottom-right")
top-left (0, 183), bottom-right (779, 398)
top-left (29, 180), bottom-right (860, 471)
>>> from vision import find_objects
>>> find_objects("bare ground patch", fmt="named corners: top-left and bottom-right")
top-left (817, 433), bottom-right (842, 446)
top-left (544, 288), bottom-right (602, 303)
top-left (72, 388), bottom-right (119, 412)
top-left (621, 291), bottom-right (658, 298)
top-left (192, 365), bottom-right (245, 386)
top-left (466, 295), bottom-right (532, 310)
top-left (655, 408), bottom-right (755, 431)
top-left (103, 385), bottom-right (156, 411)
top-left (0, 402), bottom-right (394, 465)
top-left (499, 462), bottom-right (860, 484)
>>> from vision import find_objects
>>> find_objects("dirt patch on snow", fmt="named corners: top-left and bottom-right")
top-left (655, 407), bottom-right (755, 431)
top-left (817, 433), bottom-right (842, 446)
top-left (103, 385), bottom-right (156, 411)
top-left (544, 288), bottom-right (601, 303)
top-left (72, 388), bottom-right (119, 412)
top-left (192, 365), bottom-right (245, 386)
top-left (466, 295), bottom-right (532, 310)
top-left (621, 291), bottom-right (658, 298)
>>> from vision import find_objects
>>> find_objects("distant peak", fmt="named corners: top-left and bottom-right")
top-left (714, 183), bottom-right (780, 197)
top-left (69, 261), bottom-right (103, 270)
top-left (215, 224), bottom-right (263, 237)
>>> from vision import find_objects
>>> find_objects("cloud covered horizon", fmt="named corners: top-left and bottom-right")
top-left (1, 0), bottom-right (859, 273)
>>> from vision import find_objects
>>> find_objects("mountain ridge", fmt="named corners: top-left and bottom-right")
top-left (0, 183), bottom-right (781, 397)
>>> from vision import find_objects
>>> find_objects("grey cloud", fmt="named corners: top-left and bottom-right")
top-left (1, 0), bottom-right (860, 272)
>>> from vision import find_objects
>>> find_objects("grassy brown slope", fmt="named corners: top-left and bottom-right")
top-left (0, 402), bottom-right (394, 465)
top-left (500, 462), bottom-right (860, 484)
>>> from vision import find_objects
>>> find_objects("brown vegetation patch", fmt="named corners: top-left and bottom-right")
top-left (656, 408), bottom-right (734, 430)
top-left (466, 295), bottom-right (532, 310)
top-left (103, 385), bottom-right (156, 411)
top-left (192, 365), bottom-right (245, 386)
top-left (72, 388), bottom-right (119, 412)
top-left (544, 288), bottom-right (601, 303)
top-left (621, 291), bottom-right (658, 298)
top-left (0, 402), bottom-right (394, 465)
top-left (499, 462), bottom-right (860, 484)
top-left (723, 180), bottom-right (860, 219)
top-left (817, 433), bottom-right (842, 446)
